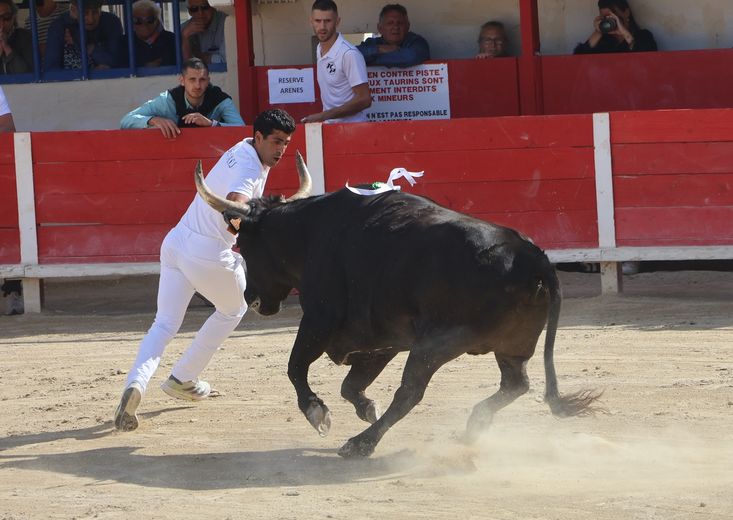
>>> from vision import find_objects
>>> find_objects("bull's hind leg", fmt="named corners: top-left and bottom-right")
top-left (338, 343), bottom-right (461, 458)
top-left (465, 353), bottom-right (530, 442)
top-left (341, 351), bottom-right (398, 424)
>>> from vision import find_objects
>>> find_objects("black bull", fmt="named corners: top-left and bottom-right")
top-left (195, 153), bottom-right (600, 458)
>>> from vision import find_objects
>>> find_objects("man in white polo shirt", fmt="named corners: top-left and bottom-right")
top-left (0, 86), bottom-right (15, 132)
top-left (302, 0), bottom-right (371, 124)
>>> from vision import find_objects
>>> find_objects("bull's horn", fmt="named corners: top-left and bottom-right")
top-left (194, 160), bottom-right (251, 215)
top-left (285, 150), bottom-right (313, 202)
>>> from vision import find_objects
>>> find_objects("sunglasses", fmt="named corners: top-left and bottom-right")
top-left (187, 4), bottom-right (210, 13)
top-left (133, 15), bottom-right (157, 25)
top-left (0, 13), bottom-right (14, 22)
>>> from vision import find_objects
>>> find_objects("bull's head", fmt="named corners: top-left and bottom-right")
top-left (194, 151), bottom-right (312, 315)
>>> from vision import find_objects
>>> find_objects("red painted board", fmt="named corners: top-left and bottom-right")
top-left (542, 50), bottom-right (733, 115)
top-left (405, 178), bottom-right (597, 214)
top-left (0, 229), bottom-right (20, 264)
top-left (476, 210), bottom-right (599, 249)
top-left (35, 190), bottom-right (193, 225)
top-left (447, 59), bottom-right (520, 118)
top-left (612, 142), bottom-right (733, 176)
top-left (324, 147), bottom-right (595, 191)
top-left (37, 224), bottom-right (170, 262)
top-left (614, 174), bottom-right (733, 208)
top-left (611, 108), bottom-right (733, 144)
top-left (0, 163), bottom-right (18, 226)
top-left (31, 128), bottom-right (250, 163)
top-left (322, 114), bottom-right (593, 154)
top-left (0, 133), bottom-right (13, 163)
top-left (615, 207), bottom-right (733, 245)
top-left (34, 157), bottom-right (303, 198)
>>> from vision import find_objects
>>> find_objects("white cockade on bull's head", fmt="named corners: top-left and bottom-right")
top-left (346, 167), bottom-right (424, 196)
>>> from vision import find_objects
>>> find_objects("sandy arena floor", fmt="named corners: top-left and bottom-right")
top-left (1, 270), bottom-right (732, 519)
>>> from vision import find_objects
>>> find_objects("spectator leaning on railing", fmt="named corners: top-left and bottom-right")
top-left (181, 0), bottom-right (226, 65)
top-left (120, 57), bottom-right (243, 138)
top-left (44, 0), bottom-right (122, 71)
top-left (357, 3), bottom-right (430, 68)
top-left (119, 0), bottom-right (176, 68)
top-left (0, 0), bottom-right (34, 74)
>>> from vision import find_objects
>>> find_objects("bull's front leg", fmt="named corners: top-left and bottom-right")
top-left (288, 321), bottom-right (331, 437)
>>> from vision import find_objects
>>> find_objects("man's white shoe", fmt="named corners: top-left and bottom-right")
top-left (114, 382), bottom-right (142, 432)
top-left (160, 376), bottom-right (211, 401)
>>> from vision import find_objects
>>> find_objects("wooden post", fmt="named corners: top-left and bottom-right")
top-left (518, 0), bottom-right (543, 115)
top-left (234, 0), bottom-right (258, 123)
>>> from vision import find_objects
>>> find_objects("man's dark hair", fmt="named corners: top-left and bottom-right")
top-left (311, 0), bottom-right (337, 13)
top-left (379, 3), bottom-right (408, 22)
top-left (253, 109), bottom-right (296, 138)
top-left (181, 57), bottom-right (208, 74)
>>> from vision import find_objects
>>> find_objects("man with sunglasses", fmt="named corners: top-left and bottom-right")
top-left (0, 0), bottom-right (34, 74)
top-left (181, 0), bottom-right (226, 65)
top-left (120, 0), bottom-right (175, 67)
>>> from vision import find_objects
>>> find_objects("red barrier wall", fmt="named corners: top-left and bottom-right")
top-left (0, 133), bottom-right (19, 264)
top-left (609, 109), bottom-right (733, 247)
top-left (30, 128), bottom-right (306, 264)
top-left (542, 50), bottom-right (733, 115)
top-left (321, 115), bottom-right (598, 250)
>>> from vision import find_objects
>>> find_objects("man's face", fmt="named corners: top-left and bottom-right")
top-left (70, 4), bottom-right (101, 31)
top-left (310, 8), bottom-right (339, 43)
top-left (187, 0), bottom-right (213, 28)
top-left (132, 8), bottom-right (158, 40)
top-left (0, 3), bottom-right (15, 36)
top-left (478, 26), bottom-right (508, 57)
top-left (378, 9), bottom-right (409, 46)
top-left (180, 68), bottom-right (210, 101)
top-left (254, 129), bottom-right (292, 168)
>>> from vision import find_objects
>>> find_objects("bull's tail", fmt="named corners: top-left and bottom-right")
top-left (543, 269), bottom-right (603, 417)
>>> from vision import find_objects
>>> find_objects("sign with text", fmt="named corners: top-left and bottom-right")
top-left (365, 63), bottom-right (450, 122)
top-left (268, 68), bottom-right (315, 104)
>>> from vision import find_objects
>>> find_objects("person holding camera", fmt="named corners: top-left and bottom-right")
top-left (573, 0), bottom-right (656, 54)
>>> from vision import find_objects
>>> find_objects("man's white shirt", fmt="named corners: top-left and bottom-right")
top-left (316, 33), bottom-right (369, 123)
top-left (179, 137), bottom-right (269, 246)
top-left (0, 87), bottom-right (11, 116)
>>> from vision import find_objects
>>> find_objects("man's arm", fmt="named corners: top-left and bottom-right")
top-left (223, 192), bottom-right (250, 234)
top-left (212, 98), bottom-right (245, 126)
top-left (301, 83), bottom-right (371, 123)
top-left (121, 93), bottom-right (181, 137)
top-left (0, 113), bottom-right (15, 133)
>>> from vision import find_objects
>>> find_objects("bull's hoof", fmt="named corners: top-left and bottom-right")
top-left (356, 399), bottom-right (381, 424)
top-left (305, 400), bottom-right (331, 437)
top-left (338, 436), bottom-right (376, 458)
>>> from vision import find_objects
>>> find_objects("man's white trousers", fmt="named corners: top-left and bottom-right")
top-left (125, 224), bottom-right (247, 393)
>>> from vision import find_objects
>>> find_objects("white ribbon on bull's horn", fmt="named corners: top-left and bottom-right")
top-left (346, 167), bottom-right (424, 196)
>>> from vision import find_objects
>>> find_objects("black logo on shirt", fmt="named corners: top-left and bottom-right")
top-left (326, 62), bottom-right (336, 74)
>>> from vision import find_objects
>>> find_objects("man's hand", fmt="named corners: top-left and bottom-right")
top-left (301, 113), bottom-right (325, 123)
top-left (181, 112), bottom-right (214, 127)
top-left (182, 20), bottom-right (206, 38)
top-left (222, 210), bottom-right (242, 234)
top-left (148, 116), bottom-right (180, 138)
top-left (377, 43), bottom-right (399, 54)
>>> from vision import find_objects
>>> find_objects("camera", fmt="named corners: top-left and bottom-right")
top-left (599, 16), bottom-right (618, 34)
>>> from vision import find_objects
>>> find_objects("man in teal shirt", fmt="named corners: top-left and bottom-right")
top-left (121, 57), bottom-right (243, 138)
